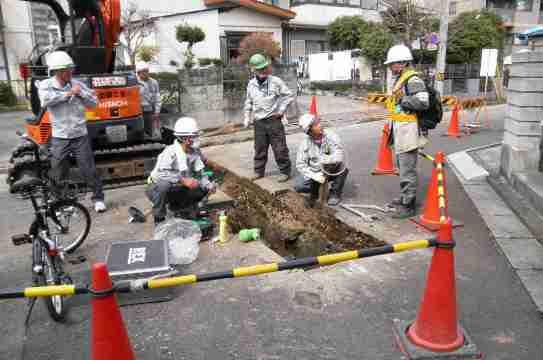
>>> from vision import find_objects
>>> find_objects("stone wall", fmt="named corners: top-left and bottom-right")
top-left (178, 64), bottom-right (299, 131)
top-left (501, 51), bottom-right (543, 179)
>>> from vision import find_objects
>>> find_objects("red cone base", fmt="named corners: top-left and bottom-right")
top-left (392, 220), bottom-right (483, 359)
top-left (91, 263), bottom-right (135, 360)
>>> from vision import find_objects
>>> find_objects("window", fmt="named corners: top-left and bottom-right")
top-left (291, 0), bottom-right (375, 8)
top-left (487, 0), bottom-right (533, 11)
top-left (449, 1), bottom-right (457, 16)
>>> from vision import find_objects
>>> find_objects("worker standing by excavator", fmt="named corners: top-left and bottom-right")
top-left (136, 62), bottom-right (162, 139)
top-left (38, 51), bottom-right (106, 213)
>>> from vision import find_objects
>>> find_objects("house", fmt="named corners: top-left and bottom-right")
top-left (122, 0), bottom-right (295, 71)
top-left (283, 0), bottom-right (381, 62)
top-left (0, 0), bottom-right (34, 93)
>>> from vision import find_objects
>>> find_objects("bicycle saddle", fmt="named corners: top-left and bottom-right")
top-left (10, 171), bottom-right (44, 193)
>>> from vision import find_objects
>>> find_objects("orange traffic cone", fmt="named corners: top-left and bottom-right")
top-left (309, 95), bottom-right (318, 115)
top-left (91, 263), bottom-right (135, 360)
top-left (443, 105), bottom-right (461, 137)
top-left (393, 219), bottom-right (483, 358)
top-left (411, 152), bottom-right (462, 231)
top-left (371, 123), bottom-right (398, 175)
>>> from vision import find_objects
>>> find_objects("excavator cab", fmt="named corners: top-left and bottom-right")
top-left (24, 0), bottom-right (145, 148)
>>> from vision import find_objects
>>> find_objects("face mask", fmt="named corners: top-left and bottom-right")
top-left (191, 138), bottom-right (201, 149)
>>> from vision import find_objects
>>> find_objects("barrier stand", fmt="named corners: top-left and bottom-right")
top-left (411, 151), bottom-right (463, 232)
top-left (0, 238), bottom-right (442, 301)
top-left (461, 97), bottom-right (490, 134)
top-left (0, 236), bottom-right (478, 359)
top-left (393, 219), bottom-right (483, 359)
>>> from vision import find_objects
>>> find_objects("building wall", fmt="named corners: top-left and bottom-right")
top-left (1, 0), bottom-right (34, 82)
top-left (219, 7), bottom-right (283, 44)
top-left (290, 4), bottom-right (380, 27)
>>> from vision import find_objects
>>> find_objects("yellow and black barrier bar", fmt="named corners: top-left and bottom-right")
top-left (418, 150), bottom-right (435, 163)
top-left (367, 93), bottom-right (389, 103)
top-left (0, 239), bottom-right (441, 299)
top-left (441, 96), bottom-right (458, 106)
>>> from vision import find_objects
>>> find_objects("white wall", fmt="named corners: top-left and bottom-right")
top-left (1, 1), bottom-right (34, 81)
top-left (219, 7), bottom-right (283, 45)
top-left (120, 0), bottom-right (206, 17)
top-left (290, 4), bottom-right (380, 27)
top-left (152, 10), bottom-right (221, 72)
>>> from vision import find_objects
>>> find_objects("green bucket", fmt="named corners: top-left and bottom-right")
top-left (238, 228), bottom-right (260, 242)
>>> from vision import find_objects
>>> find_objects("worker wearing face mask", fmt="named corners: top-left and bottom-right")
top-left (145, 117), bottom-right (216, 225)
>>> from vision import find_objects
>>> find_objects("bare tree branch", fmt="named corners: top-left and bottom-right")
top-left (120, 2), bottom-right (156, 65)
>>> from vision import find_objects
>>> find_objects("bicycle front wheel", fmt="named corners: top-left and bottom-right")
top-left (40, 255), bottom-right (67, 322)
top-left (48, 200), bottom-right (91, 253)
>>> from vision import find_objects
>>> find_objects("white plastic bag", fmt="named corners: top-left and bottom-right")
top-left (154, 218), bottom-right (202, 265)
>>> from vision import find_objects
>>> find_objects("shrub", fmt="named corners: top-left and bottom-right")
top-left (236, 32), bottom-right (281, 65)
top-left (137, 46), bottom-right (159, 63)
top-left (198, 58), bottom-right (224, 67)
top-left (0, 82), bottom-right (17, 106)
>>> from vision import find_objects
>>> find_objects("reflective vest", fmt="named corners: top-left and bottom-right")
top-left (386, 69), bottom-right (418, 123)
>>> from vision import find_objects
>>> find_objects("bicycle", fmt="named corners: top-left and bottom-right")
top-left (8, 132), bottom-right (91, 321)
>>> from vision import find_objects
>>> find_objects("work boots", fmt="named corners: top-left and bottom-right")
top-left (390, 198), bottom-right (416, 219)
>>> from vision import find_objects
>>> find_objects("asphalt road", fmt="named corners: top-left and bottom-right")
top-left (0, 111), bottom-right (30, 164)
top-left (2, 104), bottom-right (543, 359)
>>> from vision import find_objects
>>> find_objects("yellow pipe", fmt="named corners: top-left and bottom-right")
top-left (24, 285), bottom-right (75, 298)
top-left (393, 240), bottom-right (430, 253)
top-left (148, 275), bottom-right (197, 289)
top-left (233, 263), bottom-right (278, 277)
top-left (318, 251), bottom-right (359, 265)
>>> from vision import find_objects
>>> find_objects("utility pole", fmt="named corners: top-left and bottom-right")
top-left (435, 0), bottom-right (449, 95)
top-left (0, 1), bottom-right (11, 83)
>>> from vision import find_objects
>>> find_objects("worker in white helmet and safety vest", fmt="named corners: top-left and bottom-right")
top-left (145, 117), bottom-right (217, 225)
top-left (295, 113), bottom-right (349, 208)
top-left (136, 61), bottom-right (162, 138)
top-left (38, 50), bottom-right (106, 213)
top-left (384, 44), bottom-right (429, 218)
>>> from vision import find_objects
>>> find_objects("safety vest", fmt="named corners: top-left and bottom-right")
top-left (386, 69), bottom-right (418, 123)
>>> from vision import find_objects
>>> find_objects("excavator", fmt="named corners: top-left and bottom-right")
top-left (9, 0), bottom-right (169, 188)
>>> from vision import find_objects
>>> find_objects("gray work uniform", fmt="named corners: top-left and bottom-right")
top-left (138, 77), bottom-right (161, 137)
top-left (295, 129), bottom-right (348, 198)
top-left (146, 141), bottom-right (212, 219)
top-left (244, 75), bottom-right (294, 175)
top-left (390, 71), bottom-right (429, 206)
top-left (38, 77), bottom-right (104, 200)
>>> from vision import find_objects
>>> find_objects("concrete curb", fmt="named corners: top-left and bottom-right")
top-left (448, 147), bottom-right (543, 314)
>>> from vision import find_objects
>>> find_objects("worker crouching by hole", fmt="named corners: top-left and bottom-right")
top-left (295, 113), bottom-right (349, 208)
top-left (145, 117), bottom-right (217, 225)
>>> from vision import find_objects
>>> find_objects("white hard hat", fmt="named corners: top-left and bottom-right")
top-left (46, 51), bottom-right (75, 71)
top-left (299, 113), bottom-right (316, 134)
top-left (174, 117), bottom-right (200, 137)
top-left (384, 45), bottom-right (413, 65)
top-left (135, 61), bottom-right (150, 72)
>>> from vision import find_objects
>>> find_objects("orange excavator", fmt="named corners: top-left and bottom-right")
top-left (12, 0), bottom-right (167, 186)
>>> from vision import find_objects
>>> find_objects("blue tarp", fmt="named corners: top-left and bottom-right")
top-left (516, 26), bottom-right (543, 40)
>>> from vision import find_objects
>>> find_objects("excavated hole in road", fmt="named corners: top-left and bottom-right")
top-left (214, 165), bottom-right (385, 259)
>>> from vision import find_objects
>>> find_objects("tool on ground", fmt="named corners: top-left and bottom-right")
top-left (342, 203), bottom-right (396, 213)
top-left (239, 228), bottom-right (260, 242)
top-left (340, 204), bottom-right (378, 222)
top-left (128, 206), bottom-right (149, 223)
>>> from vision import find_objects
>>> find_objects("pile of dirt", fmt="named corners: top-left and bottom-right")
top-left (214, 164), bottom-right (385, 259)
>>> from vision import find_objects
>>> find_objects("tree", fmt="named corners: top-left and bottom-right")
top-left (380, 0), bottom-right (438, 48)
top-left (176, 24), bottom-right (206, 69)
top-left (236, 32), bottom-right (281, 65)
top-left (358, 22), bottom-right (394, 65)
top-left (447, 10), bottom-right (505, 64)
top-left (328, 16), bottom-right (370, 50)
top-left (137, 46), bottom-right (159, 63)
top-left (121, 2), bottom-right (156, 66)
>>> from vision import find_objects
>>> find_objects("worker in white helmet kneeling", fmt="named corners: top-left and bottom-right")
top-left (145, 117), bottom-right (217, 225)
top-left (295, 114), bottom-right (349, 208)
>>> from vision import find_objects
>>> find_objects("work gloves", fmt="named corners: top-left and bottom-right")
top-left (244, 114), bottom-right (251, 128)
top-left (313, 172), bottom-right (327, 184)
